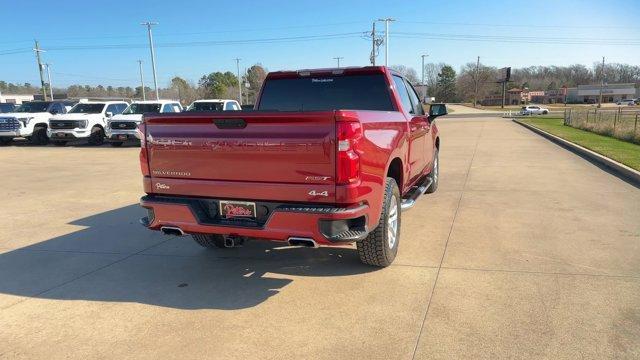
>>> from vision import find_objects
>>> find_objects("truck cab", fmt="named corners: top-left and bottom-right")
top-left (0, 100), bottom-right (74, 145)
top-left (186, 99), bottom-right (241, 111)
top-left (105, 100), bottom-right (182, 147)
top-left (48, 100), bottom-right (128, 146)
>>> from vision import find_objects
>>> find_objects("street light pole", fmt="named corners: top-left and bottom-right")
top-left (137, 60), bottom-right (146, 101)
top-left (234, 58), bottom-right (242, 105)
top-left (333, 56), bottom-right (344, 68)
top-left (598, 56), bottom-right (605, 108)
top-left (141, 21), bottom-right (159, 100)
top-left (44, 63), bottom-right (53, 100)
top-left (421, 54), bottom-right (428, 103)
top-left (377, 18), bottom-right (395, 67)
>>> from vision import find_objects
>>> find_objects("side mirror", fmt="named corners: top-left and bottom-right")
top-left (106, 112), bottom-right (113, 118)
top-left (428, 103), bottom-right (448, 119)
top-left (50, 109), bottom-right (59, 115)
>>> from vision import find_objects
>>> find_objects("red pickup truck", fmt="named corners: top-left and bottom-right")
top-left (138, 66), bottom-right (446, 267)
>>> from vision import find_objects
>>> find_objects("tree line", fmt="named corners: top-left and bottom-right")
top-left (2, 62), bottom-right (639, 105)
top-left (0, 63), bottom-right (268, 106)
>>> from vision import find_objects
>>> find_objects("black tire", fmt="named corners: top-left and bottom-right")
top-left (87, 126), bottom-right (105, 146)
top-left (542, 110), bottom-right (548, 115)
top-left (357, 177), bottom-right (400, 267)
top-left (52, 141), bottom-right (67, 146)
top-left (0, 137), bottom-right (13, 145)
top-left (425, 149), bottom-right (439, 194)
top-left (30, 126), bottom-right (49, 145)
top-left (110, 142), bottom-right (124, 147)
top-left (192, 234), bottom-right (227, 249)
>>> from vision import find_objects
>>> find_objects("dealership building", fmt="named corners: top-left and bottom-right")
top-left (566, 83), bottom-right (638, 104)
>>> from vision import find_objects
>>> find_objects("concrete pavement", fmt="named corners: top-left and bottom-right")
top-left (0, 118), bottom-right (638, 359)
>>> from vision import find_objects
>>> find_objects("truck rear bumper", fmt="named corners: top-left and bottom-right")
top-left (140, 195), bottom-right (370, 245)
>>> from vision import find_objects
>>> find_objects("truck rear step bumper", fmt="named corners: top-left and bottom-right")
top-left (140, 195), bottom-right (369, 245)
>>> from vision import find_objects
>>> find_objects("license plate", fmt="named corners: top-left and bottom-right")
top-left (118, 135), bottom-right (128, 140)
top-left (56, 133), bottom-right (66, 137)
top-left (219, 200), bottom-right (256, 219)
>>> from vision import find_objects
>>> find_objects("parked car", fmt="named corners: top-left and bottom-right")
top-left (616, 99), bottom-right (635, 106)
top-left (138, 66), bottom-right (445, 267)
top-left (48, 100), bottom-right (128, 146)
top-left (0, 103), bottom-right (16, 113)
top-left (186, 99), bottom-right (241, 111)
top-left (520, 105), bottom-right (549, 115)
top-left (0, 101), bottom-right (73, 145)
top-left (105, 100), bottom-right (182, 147)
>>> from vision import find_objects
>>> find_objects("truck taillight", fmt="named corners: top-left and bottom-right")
top-left (336, 113), bottom-right (362, 185)
top-left (138, 123), bottom-right (150, 177)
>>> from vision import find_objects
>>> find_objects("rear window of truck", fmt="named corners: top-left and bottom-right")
top-left (257, 74), bottom-right (393, 112)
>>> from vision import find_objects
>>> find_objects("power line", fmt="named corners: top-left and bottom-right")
top-left (392, 32), bottom-right (640, 46)
top-left (1, 20), bottom-right (371, 45)
top-left (397, 20), bottom-right (640, 30)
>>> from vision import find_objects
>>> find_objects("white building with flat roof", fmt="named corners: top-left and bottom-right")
top-left (566, 83), bottom-right (637, 104)
top-left (0, 94), bottom-right (34, 104)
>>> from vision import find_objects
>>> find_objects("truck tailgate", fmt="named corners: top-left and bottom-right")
top-left (145, 112), bottom-right (336, 203)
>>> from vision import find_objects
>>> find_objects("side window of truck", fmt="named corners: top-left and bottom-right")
top-left (392, 75), bottom-right (413, 114)
top-left (162, 104), bottom-right (175, 113)
top-left (405, 81), bottom-right (425, 116)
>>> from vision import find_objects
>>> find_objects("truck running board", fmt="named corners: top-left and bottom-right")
top-left (400, 177), bottom-right (433, 211)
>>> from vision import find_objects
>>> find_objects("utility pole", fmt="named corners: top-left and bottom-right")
top-left (333, 56), bottom-right (344, 68)
top-left (377, 18), bottom-right (395, 67)
top-left (598, 56), bottom-right (605, 108)
top-left (371, 22), bottom-right (376, 65)
top-left (33, 40), bottom-right (47, 100)
top-left (137, 60), bottom-right (146, 101)
top-left (44, 63), bottom-right (53, 100)
top-left (421, 54), bottom-right (429, 103)
top-left (141, 21), bottom-right (159, 100)
top-left (473, 56), bottom-right (480, 107)
top-left (234, 58), bottom-right (242, 105)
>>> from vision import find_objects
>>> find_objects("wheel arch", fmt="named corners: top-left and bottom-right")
top-left (386, 157), bottom-right (404, 193)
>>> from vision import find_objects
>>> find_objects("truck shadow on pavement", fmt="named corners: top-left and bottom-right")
top-left (0, 205), bottom-right (375, 310)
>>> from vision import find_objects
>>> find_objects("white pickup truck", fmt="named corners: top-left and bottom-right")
top-left (48, 100), bottom-right (129, 146)
top-left (0, 101), bottom-right (74, 145)
top-left (186, 99), bottom-right (242, 111)
top-left (105, 100), bottom-right (182, 147)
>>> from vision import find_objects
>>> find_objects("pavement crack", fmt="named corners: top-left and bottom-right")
top-left (410, 122), bottom-right (485, 359)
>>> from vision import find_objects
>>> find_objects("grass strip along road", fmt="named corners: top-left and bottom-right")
top-left (519, 117), bottom-right (640, 171)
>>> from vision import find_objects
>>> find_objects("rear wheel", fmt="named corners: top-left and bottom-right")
top-left (110, 142), bottom-right (124, 147)
top-left (30, 126), bottom-right (49, 145)
top-left (425, 149), bottom-right (439, 194)
top-left (357, 177), bottom-right (400, 267)
top-left (192, 234), bottom-right (227, 249)
top-left (87, 126), bottom-right (105, 146)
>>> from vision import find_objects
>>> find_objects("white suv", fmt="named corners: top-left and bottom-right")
top-left (520, 105), bottom-right (549, 115)
top-left (106, 100), bottom-right (182, 147)
top-left (48, 101), bottom-right (129, 146)
top-left (186, 99), bottom-right (241, 111)
top-left (0, 101), bottom-right (74, 145)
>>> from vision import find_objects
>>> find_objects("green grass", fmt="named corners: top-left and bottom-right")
top-left (519, 117), bottom-right (640, 171)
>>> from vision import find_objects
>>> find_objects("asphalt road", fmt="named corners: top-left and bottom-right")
top-left (0, 117), bottom-right (638, 359)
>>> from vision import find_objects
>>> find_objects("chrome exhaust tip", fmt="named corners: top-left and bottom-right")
top-left (287, 237), bottom-right (319, 248)
top-left (160, 226), bottom-right (185, 236)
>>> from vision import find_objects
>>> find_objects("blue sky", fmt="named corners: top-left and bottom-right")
top-left (1, 0), bottom-right (638, 87)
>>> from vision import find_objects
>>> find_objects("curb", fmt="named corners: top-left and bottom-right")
top-left (512, 119), bottom-right (640, 187)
